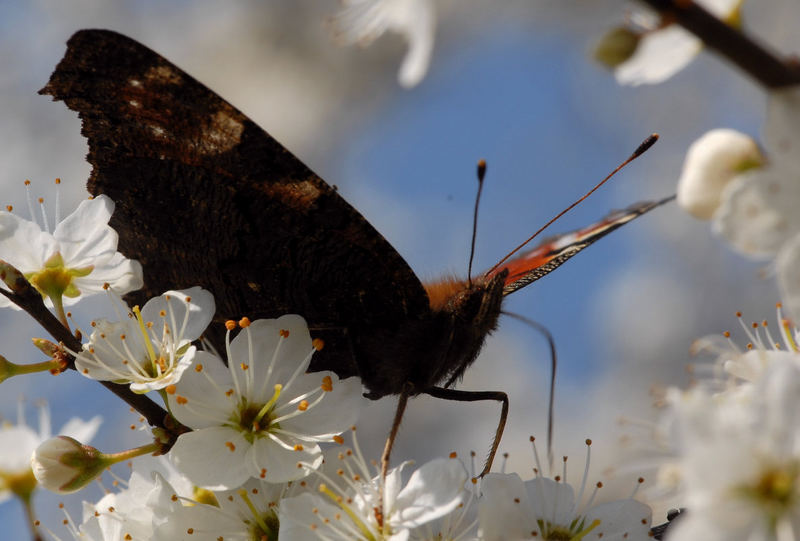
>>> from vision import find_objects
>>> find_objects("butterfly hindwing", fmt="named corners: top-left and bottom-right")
top-left (490, 197), bottom-right (673, 295)
top-left (40, 29), bottom-right (431, 377)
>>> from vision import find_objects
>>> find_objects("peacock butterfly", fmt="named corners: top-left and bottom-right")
top-left (41, 29), bottom-right (668, 472)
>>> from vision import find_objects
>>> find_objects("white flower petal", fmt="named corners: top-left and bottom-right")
top-left (525, 476), bottom-right (576, 526)
top-left (713, 164), bottom-right (800, 257)
top-left (280, 374), bottom-right (364, 437)
top-left (168, 351), bottom-right (233, 429)
top-left (615, 25), bottom-right (701, 86)
top-left (139, 287), bottom-right (215, 343)
top-left (334, 0), bottom-right (436, 88)
top-left (59, 415), bottom-right (102, 444)
top-left (169, 427), bottom-right (251, 490)
top-left (279, 492), bottom-right (344, 541)
top-left (250, 436), bottom-right (322, 483)
top-left (52, 195), bottom-right (114, 244)
top-left (478, 473), bottom-right (532, 540)
top-left (583, 499), bottom-right (652, 540)
top-left (391, 457), bottom-right (466, 529)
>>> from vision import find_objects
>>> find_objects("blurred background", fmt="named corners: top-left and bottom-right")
top-left (1, 0), bottom-right (796, 537)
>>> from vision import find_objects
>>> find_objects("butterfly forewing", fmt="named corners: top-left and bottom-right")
top-left (40, 29), bottom-right (431, 377)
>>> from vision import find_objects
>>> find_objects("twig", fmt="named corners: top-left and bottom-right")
top-left (639, 0), bottom-right (800, 88)
top-left (0, 284), bottom-right (171, 431)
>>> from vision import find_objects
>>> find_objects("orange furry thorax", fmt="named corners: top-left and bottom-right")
top-left (423, 275), bottom-right (472, 312)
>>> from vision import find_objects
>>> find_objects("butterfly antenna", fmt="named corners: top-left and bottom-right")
top-left (468, 159), bottom-right (488, 287)
top-left (486, 133), bottom-right (659, 277)
top-left (503, 310), bottom-right (557, 470)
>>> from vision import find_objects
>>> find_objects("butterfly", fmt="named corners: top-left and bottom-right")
top-left (41, 29), bottom-right (668, 474)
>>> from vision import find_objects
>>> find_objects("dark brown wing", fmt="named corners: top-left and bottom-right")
top-left (487, 196), bottom-right (674, 295)
top-left (40, 29), bottom-right (430, 377)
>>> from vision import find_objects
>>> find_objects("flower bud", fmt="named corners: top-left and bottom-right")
top-left (32, 338), bottom-right (59, 357)
top-left (30, 436), bottom-right (110, 494)
top-left (677, 129), bottom-right (764, 220)
top-left (0, 259), bottom-right (29, 295)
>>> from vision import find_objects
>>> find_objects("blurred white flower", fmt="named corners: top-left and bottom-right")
top-left (59, 459), bottom-right (192, 541)
top-left (477, 440), bottom-right (651, 541)
top-left (0, 192), bottom-right (142, 320)
top-left (332, 0), bottom-right (436, 87)
top-left (166, 315), bottom-right (364, 489)
top-left (664, 359), bottom-right (800, 541)
top-left (615, 0), bottom-right (743, 86)
top-left (74, 287), bottom-right (214, 392)
top-left (676, 89), bottom-right (800, 318)
top-left (0, 401), bottom-right (101, 503)
top-left (690, 305), bottom-right (800, 385)
top-left (279, 445), bottom-right (468, 541)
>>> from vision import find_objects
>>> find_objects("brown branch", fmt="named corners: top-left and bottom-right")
top-left (639, 0), bottom-right (800, 88)
top-left (0, 284), bottom-right (171, 431)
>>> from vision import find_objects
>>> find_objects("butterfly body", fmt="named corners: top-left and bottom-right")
top-left (42, 30), bottom-right (667, 405)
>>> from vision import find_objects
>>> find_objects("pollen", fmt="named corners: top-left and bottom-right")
top-left (5, 205), bottom-right (11, 211)
top-left (225, 320), bottom-right (236, 330)
top-left (176, 395), bottom-right (188, 405)
top-left (185, 296), bottom-right (191, 302)
top-left (165, 385), bottom-right (176, 395)
top-left (159, 310), bottom-right (166, 317)
top-left (55, 178), bottom-right (61, 185)
top-left (195, 364), bottom-right (204, 372)
top-left (321, 375), bottom-right (333, 392)
top-left (449, 452), bottom-right (457, 459)
top-left (239, 317), bottom-right (251, 328)
top-left (240, 362), bottom-right (249, 371)
top-left (24, 180), bottom-right (30, 186)
top-left (225, 441), bottom-right (236, 452)
top-left (119, 334), bottom-right (126, 340)
top-left (225, 388), bottom-right (234, 396)
top-left (279, 329), bottom-right (290, 338)
top-left (294, 444), bottom-right (304, 451)
top-left (333, 435), bottom-right (344, 445)
top-left (312, 338), bottom-right (325, 351)
top-left (298, 400), bottom-right (309, 411)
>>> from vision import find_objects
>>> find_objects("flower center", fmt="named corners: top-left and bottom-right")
top-left (537, 518), bottom-right (601, 541)
top-left (236, 488), bottom-right (280, 541)
top-left (25, 252), bottom-right (93, 301)
top-left (235, 385), bottom-right (283, 442)
top-left (738, 463), bottom-right (799, 529)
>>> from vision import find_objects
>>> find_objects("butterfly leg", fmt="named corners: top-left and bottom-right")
top-left (423, 387), bottom-right (509, 478)
top-left (381, 384), bottom-right (412, 480)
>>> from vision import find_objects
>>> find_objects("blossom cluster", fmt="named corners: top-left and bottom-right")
top-left (0, 186), bottom-right (654, 540)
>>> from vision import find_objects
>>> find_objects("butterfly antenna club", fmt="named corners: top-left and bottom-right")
top-left (468, 159), bottom-right (487, 287)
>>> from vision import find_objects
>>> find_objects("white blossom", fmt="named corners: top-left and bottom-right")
top-left (279, 446), bottom-right (468, 541)
top-left (477, 441), bottom-right (651, 541)
top-left (166, 315), bottom-right (364, 489)
top-left (615, 0), bottom-right (743, 86)
top-left (74, 287), bottom-right (214, 392)
top-left (0, 192), bottom-right (142, 315)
